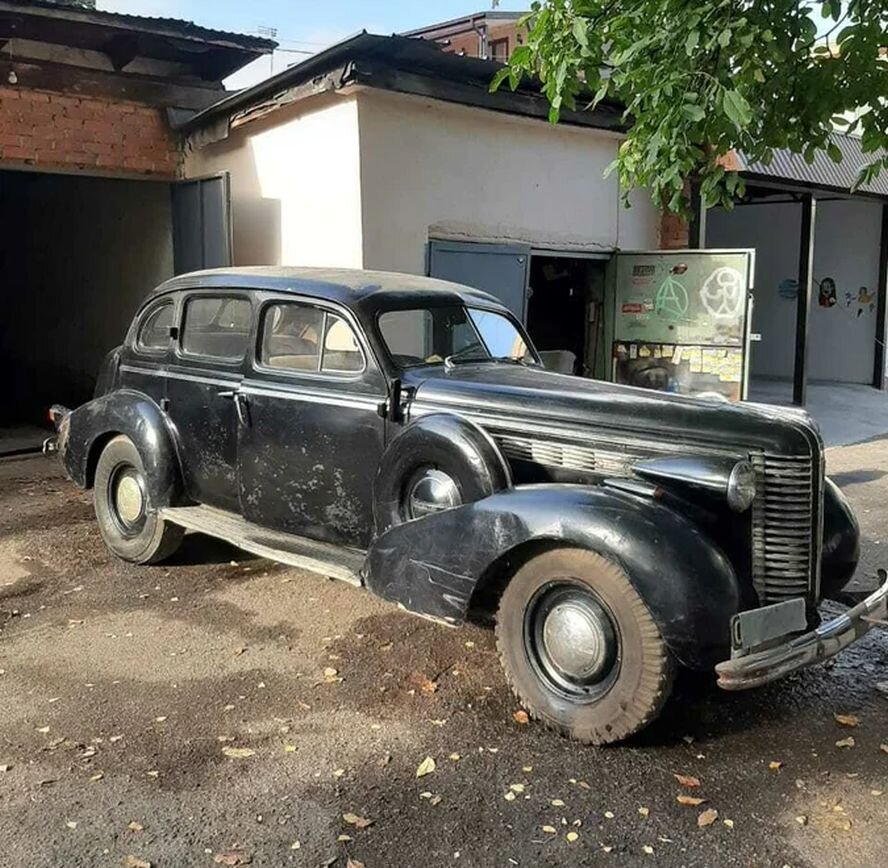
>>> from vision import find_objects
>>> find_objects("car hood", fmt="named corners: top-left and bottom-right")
top-left (403, 363), bottom-right (821, 458)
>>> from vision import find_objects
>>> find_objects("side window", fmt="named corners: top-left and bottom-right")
top-left (261, 302), bottom-right (324, 371)
top-left (137, 301), bottom-right (174, 352)
top-left (322, 314), bottom-right (364, 373)
top-left (181, 296), bottom-right (251, 360)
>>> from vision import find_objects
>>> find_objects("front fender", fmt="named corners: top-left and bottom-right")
top-left (63, 389), bottom-right (181, 508)
top-left (366, 484), bottom-right (741, 669)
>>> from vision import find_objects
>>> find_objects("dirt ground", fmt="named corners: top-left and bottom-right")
top-left (0, 444), bottom-right (886, 868)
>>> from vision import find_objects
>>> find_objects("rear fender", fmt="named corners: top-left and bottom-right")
top-left (63, 389), bottom-right (181, 508)
top-left (365, 484), bottom-right (741, 669)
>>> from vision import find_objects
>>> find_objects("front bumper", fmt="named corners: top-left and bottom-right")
top-left (715, 576), bottom-right (888, 690)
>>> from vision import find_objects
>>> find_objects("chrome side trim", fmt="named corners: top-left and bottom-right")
top-left (241, 383), bottom-right (381, 412)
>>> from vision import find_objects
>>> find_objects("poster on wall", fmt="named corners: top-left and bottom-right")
top-left (611, 250), bottom-right (754, 401)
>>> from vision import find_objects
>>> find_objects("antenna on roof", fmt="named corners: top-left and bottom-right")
top-left (254, 26), bottom-right (279, 75)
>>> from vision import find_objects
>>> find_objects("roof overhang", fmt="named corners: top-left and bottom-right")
top-left (180, 32), bottom-right (625, 141)
top-left (0, 0), bottom-right (276, 82)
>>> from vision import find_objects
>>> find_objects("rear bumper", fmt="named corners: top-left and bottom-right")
top-left (43, 405), bottom-right (70, 456)
top-left (715, 576), bottom-right (888, 690)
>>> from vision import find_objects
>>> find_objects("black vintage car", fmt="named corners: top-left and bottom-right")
top-left (48, 267), bottom-right (888, 744)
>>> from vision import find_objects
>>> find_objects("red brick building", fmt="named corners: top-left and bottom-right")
top-left (0, 0), bottom-right (272, 438)
top-left (404, 10), bottom-right (528, 62)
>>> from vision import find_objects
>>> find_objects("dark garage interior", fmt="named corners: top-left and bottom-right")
top-left (0, 170), bottom-right (175, 448)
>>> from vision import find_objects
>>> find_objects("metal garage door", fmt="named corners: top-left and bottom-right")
top-left (172, 173), bottom-right (233, 274)
top-left (428, 240), bottom-right (531, 321)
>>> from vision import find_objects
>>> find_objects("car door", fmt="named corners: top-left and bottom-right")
top-left (165, 291), bottom-right (253, 512)
top-left (237, 295), bottom-right (387, 548)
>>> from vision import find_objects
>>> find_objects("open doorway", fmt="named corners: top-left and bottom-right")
top-left (526, 255), bottom-right (607, 377)
top-left (0, 170), bottom-right (175, 452)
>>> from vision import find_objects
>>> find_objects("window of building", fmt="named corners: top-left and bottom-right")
top-left (488, 38), bottom-right (509, 62)
top-left (137, 301), bottom-right (174, 351)
top-left (181, 296), bottom-right (251, 360)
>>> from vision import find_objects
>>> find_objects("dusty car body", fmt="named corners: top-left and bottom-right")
top-left (49, 267), bottom-right (888, 744)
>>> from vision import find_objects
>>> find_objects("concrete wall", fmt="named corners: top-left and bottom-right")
top-left (0, 171), bottom-right (173, 421)
top-left (357, 89), bottom-right (660, 273)
top-left (707, 197), bottom-right (883, 383)
top-left (184, 93), bottom-right (364, 268)
top-left (0, 85), bottom-right (179, 178)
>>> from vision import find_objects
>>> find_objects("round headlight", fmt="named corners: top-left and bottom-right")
top-left (727, 461), bottom-right (756, 512)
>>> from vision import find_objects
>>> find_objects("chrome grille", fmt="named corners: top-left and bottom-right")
top-left (751, 453), bottom-right (816, 603)
top-left (495, 434), bottom-right (636, 476)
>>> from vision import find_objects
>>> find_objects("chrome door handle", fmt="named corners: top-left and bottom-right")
top-left (217, 389), bottom-right (236, 399)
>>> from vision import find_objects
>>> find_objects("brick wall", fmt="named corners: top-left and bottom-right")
top-left (659, 210), bottom-right (690, 249)
top-left (0, 86), bottom-right (180, 177)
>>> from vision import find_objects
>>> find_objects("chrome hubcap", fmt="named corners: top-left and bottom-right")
top-left (110, 466), bottom-right (147, 533)
top-left (406, 468), bottom-right (461, 520)
top-left (542, 602), bottom-right (610, 681)
top-left (524, 581), bottom-right (620, 701)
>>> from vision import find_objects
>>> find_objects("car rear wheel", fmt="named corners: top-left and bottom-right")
top-left (496, 548), bottom-right (675, 745)
top-left (94, 435), bottom-right (183, 564)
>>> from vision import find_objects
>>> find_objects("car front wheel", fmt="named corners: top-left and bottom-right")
top-left (93, 435), bottom-right (183, 564)
top-left (496, 548), bottom-right (675, 745)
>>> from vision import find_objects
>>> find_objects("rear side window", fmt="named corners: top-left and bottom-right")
top-left (260, 302), bottom-right (365, 375)
top-left (261, 302), bottom-right (324, 371)
top-left (181, 296), bottom-right (251, 360)
top-left (137, 302), bottom-right (173, 351)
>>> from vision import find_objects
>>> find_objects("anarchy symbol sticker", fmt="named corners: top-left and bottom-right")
top-left (654, 276), bottom-right (689, 322)
top-left (700, 267), bottom-right (744, 320)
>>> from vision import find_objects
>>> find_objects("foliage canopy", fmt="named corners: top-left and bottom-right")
top-left (492, 1), bottom-right (888, 214)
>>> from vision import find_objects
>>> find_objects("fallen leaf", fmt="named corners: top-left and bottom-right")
top-left (551, 799), bottom-right (565, 807)
top-left (290, 842), bottom-right (301, 850)
top-left (154, 716), bottom-right (167, 723)
top-left (232, 646), bottom-right (247, 657)
top-left (65, 821), bottom-right (77, 830)
top-left (419, 678), bottom-right (438, 695)
top-left (510, 783), bottom-right (525, 793)
top-left (337, 835), bottom-right (352, 843)
top-left (642, 845), bottom-right (654, 855)
top-left (542, 825), bottom-right (557, 834)
top-left (723, 819), bottom-right (734, 829)
top-left (881, 744), bottom-right (888, 754)
top-left (697, 808), bottom-right (719, 828)
top-left (222, 746), bottom-right (256, 759)
top-left (795, 815), bottom-right (808, 826)
top-left (342, 812), bottom-right (373, 829)
top-left (602, 845), bottom-right (614, 853)
top-left (0, 764), bottom-right (10, 772)
top-left (416, 756), bottom-right (436, 777)
top-left (36, 726), bottom-right (50, 734)
top-left (674, 774), bottom-right (701, 788)
top-left (125, 857), bottom-right (152, 868)
top-left (638, 807), bottom-right (650, 817)
top-left (835, 737), bottom-right (856, 749)
top-left (604, 811), bottom-right (614, 819)
top-left (677, 795), bottom-right (706, 806)
top-left (128, 821), bottom-right (144, 832)
top-left (513, 710), bottom-right (530, 725)
top-left (522, 765), bottom-right (533, 773)
top-left (769, 761), bottom-right (784, 770)
top-left (213, 854), bottom-right (251, 866)
top-left (346, 860), bottom-right (365, 868)
top-left (504, 791), bottom-right (516, 802)
top-left (448, 753), bottom-right (461, 761)
top-left (834, 713), bottom-right (859, 727)
top-left (566, 832), bottom-right (579, 843)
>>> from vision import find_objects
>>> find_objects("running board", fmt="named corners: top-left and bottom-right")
top-left (160, 505), bottom-right (364, 586)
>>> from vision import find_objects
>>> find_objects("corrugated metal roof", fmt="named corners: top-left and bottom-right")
top-left (736, 134), bottom-right (888, 198)
top-left (5, 0), bottom-right (276, 49)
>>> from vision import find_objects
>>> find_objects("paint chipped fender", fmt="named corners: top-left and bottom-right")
top-left (715, 574), bottom-right (888, 690)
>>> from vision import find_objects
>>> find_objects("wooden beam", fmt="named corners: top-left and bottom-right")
top-left (873, 203), bottom-right (888, 389)
top-left (7, 58), bottom-right (225, 111)
top-left (793, 194), bottom-right (816, 406)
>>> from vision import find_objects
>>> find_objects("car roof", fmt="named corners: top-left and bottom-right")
top-left (152, 266), bottom-right (507, 314)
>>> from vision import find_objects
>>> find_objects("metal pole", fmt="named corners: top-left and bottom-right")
top-left (872, 203), bottom-right (888, 390)
top-left (689, 181), bottom-right (707, 249)
top-left (793, 194), bottom-right (816, 406)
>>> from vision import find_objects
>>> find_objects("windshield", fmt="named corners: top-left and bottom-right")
top-left (378, 306), bottom-right (538, 370)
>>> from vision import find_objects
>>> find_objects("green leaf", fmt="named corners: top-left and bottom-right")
top-left (685, 30), bottom-right (699, 55)
top-left (572, 18), bottom-right (589, 51)
top-left (717, 29), bottom-right (731, 48)
top-left (827, 142), bottom-right (843, 163)
top-left (489, 67), bottom-right (511, 93)
top-left (722, 89), bottom-right (752, 129)
top-left (682, 103), bottom-right (706, 122)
